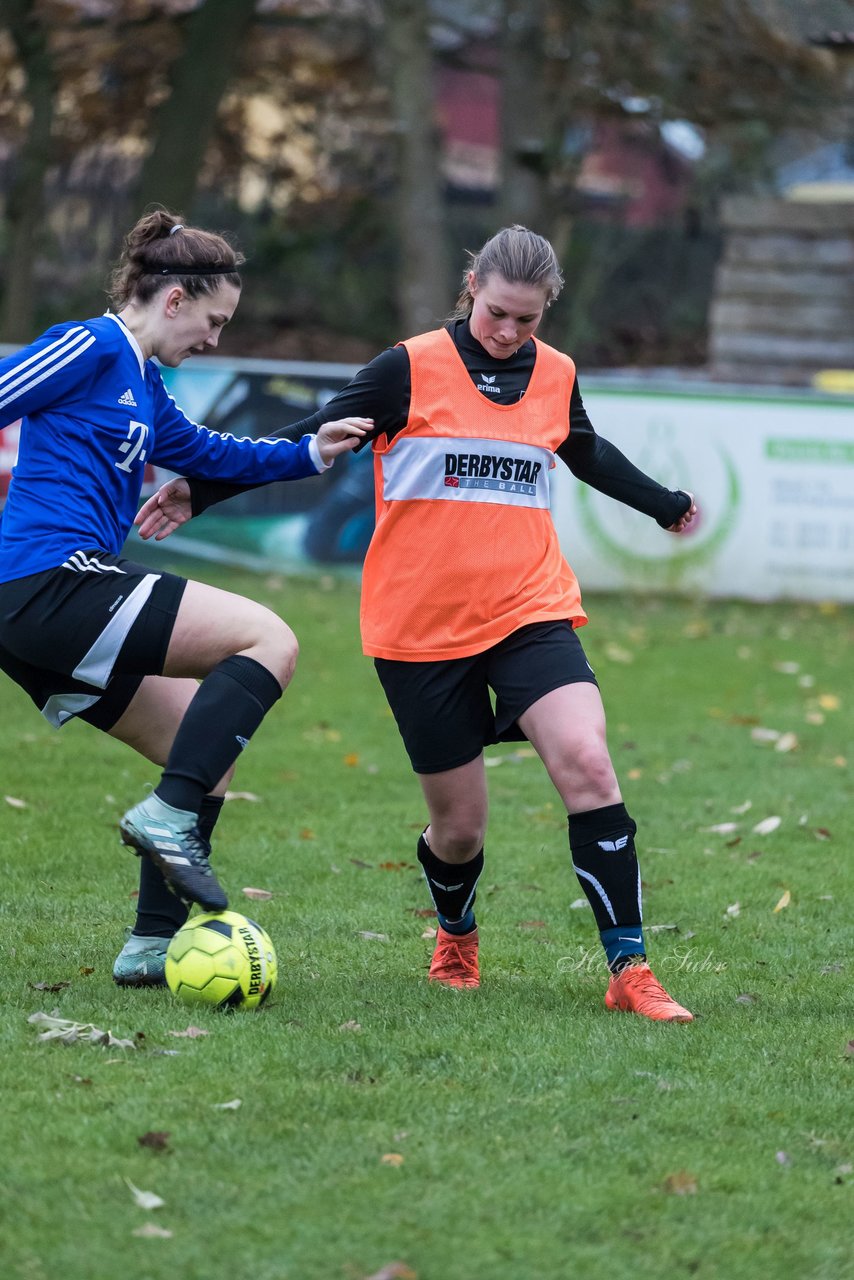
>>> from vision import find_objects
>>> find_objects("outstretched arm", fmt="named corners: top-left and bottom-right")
top-left (135, 416), bottom-right (371, 541)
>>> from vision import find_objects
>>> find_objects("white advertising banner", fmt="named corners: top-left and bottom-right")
top-left (551, 384), bottom-right (854, 602)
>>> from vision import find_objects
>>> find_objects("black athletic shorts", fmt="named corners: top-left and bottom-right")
top-left (0, 549), bottom-right (187, 731)
top-left (374, 619), bottom-right (598, 774)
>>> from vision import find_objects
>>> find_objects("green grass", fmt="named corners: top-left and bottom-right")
top-left (1, 560), bottom-right (852, 1280)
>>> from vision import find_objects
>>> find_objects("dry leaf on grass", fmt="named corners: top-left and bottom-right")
top-left (4, 795), bottom-right (27, 809)
top-left (224, 790), bottom-right (260, 802)
top-left (339, 1020), bottom-right (362, 1033)
top-left (29, 981), bottom-right (70, 993)
top-left (569, 898), bottom-right (588, 910)
top-left (242, 887), bottom-right (273, 900)
top-left (725, 902), bottom-right (741, 918)
top-left (363, 1264), bottom-right (417, 1280)
top-left (125, 1178), bottom-right (164, 1210)
top-left (137, 1131), bottom-right (170, 1152)
top-left (753, 816), bottom-right (782, 836)
top-left (421, 927), bottom-right (437, 939)
top-left (773, 890), bottom-right (791, 913)
top-left (380, 1153), bottom-right (404, 1167)
top-left (132, 1223), bottom-right (173, 1239)
top-left (343, 752), bottom-right (360, 767)
top-left (212, 1099), bottom-right (242, 1110)
top-left (167, 1026), bottom-right (209, 1039)
top-left (357, 931), bottom-right (388, 942)
top-left (28, 1011), bottom-right (137, 1050)
top-left (704, 822), bottom-right (738, 834)
top-left (663, 1170), bottom-right (698, 1195)
top-left (775, 732), bottom-right (798, 753)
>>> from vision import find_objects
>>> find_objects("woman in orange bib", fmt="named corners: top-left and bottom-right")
top-left (142, 226), bottom-right (697, 1022)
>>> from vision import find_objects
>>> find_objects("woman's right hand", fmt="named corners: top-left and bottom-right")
top-left (135, 477), bottom-right (192, 540)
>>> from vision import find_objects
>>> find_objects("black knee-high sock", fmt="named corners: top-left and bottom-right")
top-left (134, 794), bottom-right (225, 937)
top-left (416, 833), bottom-right (483, 935)
top-left (568, 802), bottom-right (645, 972)
top-left (156, 656), bottom-right (282, 814)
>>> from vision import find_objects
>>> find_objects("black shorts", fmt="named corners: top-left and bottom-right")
top-left (0, 549), bottom-right (187, 731)
top-left (374, 620), bottom-right (598, 774)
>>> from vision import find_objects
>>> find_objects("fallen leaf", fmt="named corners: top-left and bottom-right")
top-left (407, 908), bottom-right (436, 918)
top-left (299, 828), bottom-right (316, 840)
top-left (421, 927), bottom-right (437, 939)
top-left (212, 1099), bottom-right (242, 1110)
top-left (339, 1020), bottom-right (362, 1033)
top-left (350, 858), bottom-right (372, 868)
top-left (663, 1170), bottom-right (698, 1195)
top-left (704, 822), bottom-right (739, 835)
top-left (731, 800), bottom-right (753, 815)
top-left (735, 993), bottom-right (756, 1004)
top-left (725, 902), bottom-right (741, 918)
top-left (814, 828), bottom-right (832, 841)
top-left (167, 1026), bottom-right (209, 1039)
top-left (357, 931), bottom-right (388, 942)
top-left (773, 890), bottom-right (791, 913)
top-left (569, 898), bottom-right (588, 910)
top-left (224, 790), bottom-right (260, 802)
top-left (773, 661), bottom-right (800, 674)
top-left (844, 1040), bottom-right (854, 1058)
top-left (378, 861), bottom-right (416, 871)
top-left (753, 816), bottom-right (782, 836)
top-left (774, 732), bottom-right (798, 754)
top-left (28, 1012), bottom-right (137, 1050)
top-left (380, 1153), bottom-right (404, 1167)
top-left (137, 1131), bottom-right (170, 1152)
top-left (28, 981), bottom-right (71, 993)
top-left (343, 753), bottom-right (360, 767)
top-left (364, 1264), bottom-right (417, 1280)
top-left (78, 966), bottom-right (95, 976)
top-left (518, 920), bottom-right (547, 929)
top-left (605, 643), bottom-right (634, 664)
top-left (647, 923), bottom-right (678, 933)
top-left (626, 768), bottom-right (643, 780)
top-left (818, 693), bottom-right (840, 711)
top-left (4, 795), bottom-right (27, 809)
top-left (751, 727), bottom-right (781, 743)
top-left (242, 887), bottom-right (273, 900)
top-left (71, 1075), bottom-right (92, 1085)
top-left (132, 1223), bottom-right (173, 1239)
top-left (125, 1178), bottom-right (164, 1210)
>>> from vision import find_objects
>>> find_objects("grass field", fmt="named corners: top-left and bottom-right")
top-left (1, 558), bottom-right (852, 1280)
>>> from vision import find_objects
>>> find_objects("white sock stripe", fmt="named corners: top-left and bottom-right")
top-left (572, 864), bottom-right (617, 925)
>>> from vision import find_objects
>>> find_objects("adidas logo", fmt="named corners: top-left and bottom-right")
top-left (118, 388), bottom-right (137, 407)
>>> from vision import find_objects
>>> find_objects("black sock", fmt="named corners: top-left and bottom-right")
top-left (416, 833), bottom-right (482, 934)
top-left (568, 802), bottom-right (646, 972)
top-left (133, 793), bottom-right (226, 937)
top-left (156, 656), bottom-right (282, 814)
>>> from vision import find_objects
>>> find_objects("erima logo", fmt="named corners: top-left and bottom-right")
top-left (598, 836), bottom-right (629, 852)
top-left (476, 373), bottom-right (501, 395)
top-left (235, 735), bottom-right (249, 750)
top-left (108, 594), bottom-right (125, 613)
top-left (118, 388), bottom-right (137, 407)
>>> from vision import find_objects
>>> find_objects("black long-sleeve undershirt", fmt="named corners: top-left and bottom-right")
top-left (187, 319), bottom-right (690, 528)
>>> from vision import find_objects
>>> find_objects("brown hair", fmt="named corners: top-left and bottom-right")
top-left (107, 208), bottom-right (244, 308)
top-left (451, 224), bottom-right (564, 319)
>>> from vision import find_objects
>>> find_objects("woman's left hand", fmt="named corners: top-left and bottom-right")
top-left (316, 417), bottom-right (373, 466)
top-left (667, 491), bottom-right (697, 533)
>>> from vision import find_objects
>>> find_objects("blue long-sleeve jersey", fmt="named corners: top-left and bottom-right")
top-left (0, 313), bottom-right (322, 583)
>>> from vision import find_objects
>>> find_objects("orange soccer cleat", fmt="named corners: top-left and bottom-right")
top-left (428, 926), bottom-right (480, 989)
top-left (605, 962), bottom-right (693, 1022)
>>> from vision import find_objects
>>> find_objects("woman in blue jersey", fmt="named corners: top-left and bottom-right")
top-left (0, 209), bottom-right (368, 984)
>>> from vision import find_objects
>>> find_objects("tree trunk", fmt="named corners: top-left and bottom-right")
top-left (499, 0), bottom-right (549, 232)
top-left (0, 0), bottom-right (56, 342)
top-left (133, 0), bottom-right (257, 218)
top-left (381, 0), bottom-right (450, 335)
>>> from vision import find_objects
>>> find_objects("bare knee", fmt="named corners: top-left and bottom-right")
top-left (427, 815), bottom-right (486, 862)
top-left (554, 742), bottom-right (620, 811)
top-left (242, 610), bottom-right (299, 689)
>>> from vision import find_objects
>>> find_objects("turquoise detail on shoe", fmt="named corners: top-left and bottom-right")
top-left (112, 934), bottom-right (169, 987)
